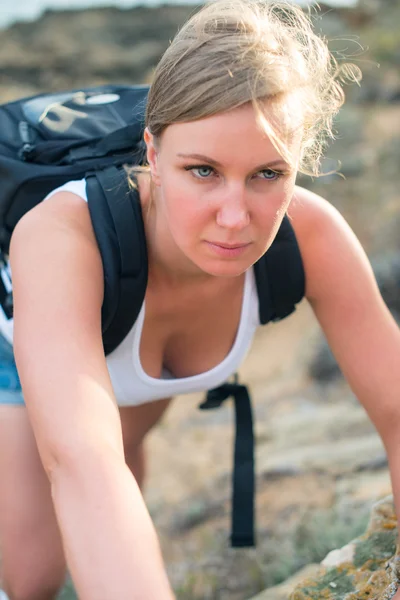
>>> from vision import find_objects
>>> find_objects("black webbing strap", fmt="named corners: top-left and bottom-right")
top-left (199, 377), bottom-right (255, 547)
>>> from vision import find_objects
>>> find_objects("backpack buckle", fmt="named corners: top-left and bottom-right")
top-left (199, 374), bottom-right (240, 410)
top-left (18, 143), bottom-right (35, 162)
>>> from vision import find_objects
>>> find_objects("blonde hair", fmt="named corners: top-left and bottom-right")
top-left (144, 0), bottom-right (361, 176)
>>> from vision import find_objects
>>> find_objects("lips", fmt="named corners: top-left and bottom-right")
top-left (204, 240), bottom-right (252, 258)
top-left (208, 242), bottom-right (250, 249)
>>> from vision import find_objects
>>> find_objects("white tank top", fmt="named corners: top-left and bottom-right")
top-left (1, 180), bottom-right (261, 406)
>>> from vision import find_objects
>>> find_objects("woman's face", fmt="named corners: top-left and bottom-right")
top-left (145, 101), bottom-right (301, 278)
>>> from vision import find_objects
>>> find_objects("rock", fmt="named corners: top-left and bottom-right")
top-left (249, 564), bottom-right (322, 600)
top-left (257, 433), bottom-right (386, 477)
top-left (308, 338), bottom-right (343, 383)
top-left (0, 5), bottom-right (195, 100)
top-left (321, 542), bottom-right (355, 568)
top-left (371, 252), bottom-right (400, 316)
top-left (288, 496), bottom-right (399, 600)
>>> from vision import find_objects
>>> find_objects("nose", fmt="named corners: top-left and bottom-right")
top-left (216, 185), bottom-right (250, 231)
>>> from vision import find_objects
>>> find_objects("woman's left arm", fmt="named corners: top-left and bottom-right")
top-left (292, 187), bottom-right (400, 514)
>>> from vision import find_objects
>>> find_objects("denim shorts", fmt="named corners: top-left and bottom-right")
top-left (0, 334), bottom-right (24, 405)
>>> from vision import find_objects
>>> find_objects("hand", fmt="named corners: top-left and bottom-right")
top-left (391, 589), bottom-right (400, 599)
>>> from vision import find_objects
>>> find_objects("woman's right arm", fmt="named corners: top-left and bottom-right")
top-left (10, 192), bottom-right (174, 600)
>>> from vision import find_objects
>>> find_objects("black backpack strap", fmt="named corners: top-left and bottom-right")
top-left (200, 376), bottom-right (255, 547)
top-left (86, 166), bottom-right (148, 355)
top-left (254, 214), bottom-right (305, 324)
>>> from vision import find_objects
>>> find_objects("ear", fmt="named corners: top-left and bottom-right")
top-left (144, 128), bottom-right (161, 186)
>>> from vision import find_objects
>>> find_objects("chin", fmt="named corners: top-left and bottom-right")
top-left (197, 259), bottom-right (251, 278)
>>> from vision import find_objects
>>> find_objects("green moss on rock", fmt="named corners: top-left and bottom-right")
top-left (354, 530), bottom-right (397, 571)
top-left (291, 567), bottom-right (355, 599)
top-left (289, 497), bottom-right (400, 600)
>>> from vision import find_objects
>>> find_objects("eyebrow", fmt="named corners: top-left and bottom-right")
top-left (176, 153), bottom-right (289, 170)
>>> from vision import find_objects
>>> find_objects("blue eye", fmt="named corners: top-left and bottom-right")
top-left (257, 169), bottom-right (281, 180)
top-left (187, 166), bottom-right (214, 178)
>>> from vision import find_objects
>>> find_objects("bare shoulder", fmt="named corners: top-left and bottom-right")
top-left (10, 191), bottom-right (104, 344)
top-left (287, 185), bottom-right (375, 305)
top-left (12, 190), bottom-right (97, 247)
top-left (288, 185), bottom-right (344, 239)
top-left (11, 191), bottom-right (102, 279)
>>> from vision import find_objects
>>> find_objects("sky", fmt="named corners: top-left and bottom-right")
top-left (0, 0), bottom-right (357, 29)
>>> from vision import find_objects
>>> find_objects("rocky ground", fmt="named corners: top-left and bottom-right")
top-left (255, 496), bottom-right (400, 600)
top-left (0, 0), bottom-right (399, 598)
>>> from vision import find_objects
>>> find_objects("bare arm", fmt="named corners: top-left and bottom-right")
top-left (10, 193), bottom-right (174, 600)
top-left (291, 186), bottom-right (400, 509)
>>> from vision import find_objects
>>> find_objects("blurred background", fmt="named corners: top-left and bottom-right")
top-left (0, 0), bottom-right (399, 598)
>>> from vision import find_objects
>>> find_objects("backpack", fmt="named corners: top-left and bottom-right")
top-left (0, 85), bottom-right (305, 548)
top-left (0, 84), bottom-right (149, 255)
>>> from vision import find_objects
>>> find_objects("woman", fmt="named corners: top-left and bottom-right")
top-left (0, 1), bottom-right (400, 599)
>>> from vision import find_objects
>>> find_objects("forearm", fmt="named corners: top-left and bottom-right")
top-left (51, 450), bottom-right (174, 600)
